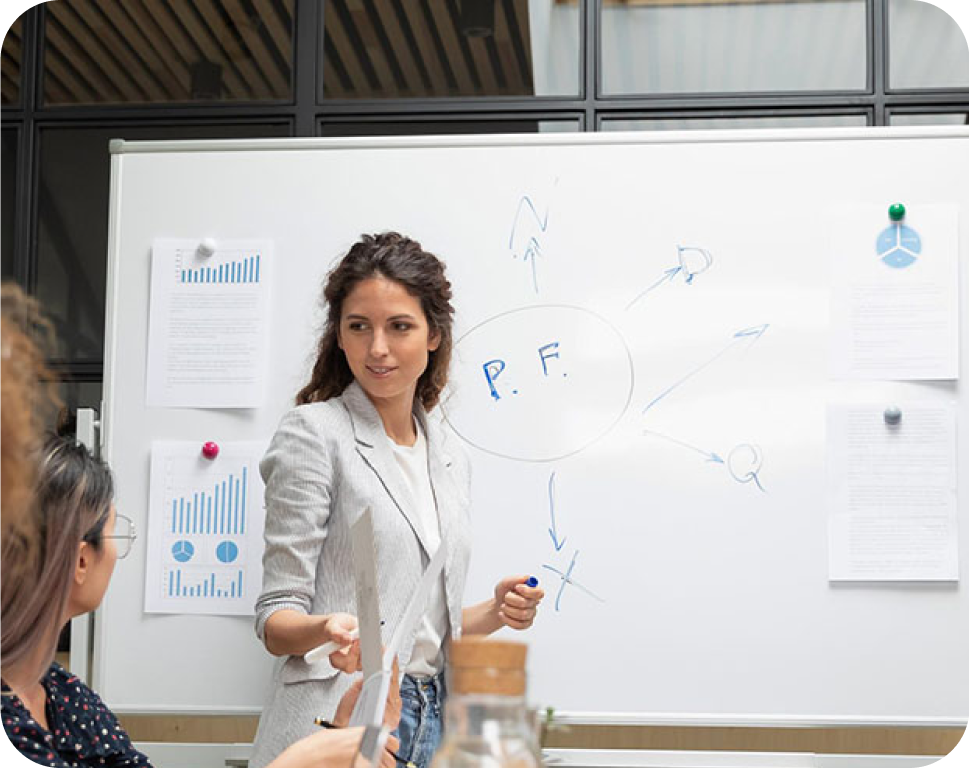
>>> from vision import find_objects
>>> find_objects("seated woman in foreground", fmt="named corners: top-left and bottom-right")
top-left (1, 436), bottom-right (399, 768)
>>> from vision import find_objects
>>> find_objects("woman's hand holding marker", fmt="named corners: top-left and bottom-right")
top-left (320, 612), bottom-right (362, 672)
top-left (495, 575), bottom-right (545, 630)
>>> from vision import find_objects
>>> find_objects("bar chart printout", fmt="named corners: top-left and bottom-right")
top-left (147, 238), bottom-right (273, 408)
top-left (146, 441), bottom-right (266, 615)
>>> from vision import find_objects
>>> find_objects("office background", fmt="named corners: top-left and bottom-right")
top-left (1, 0), bottom-right (968, 759)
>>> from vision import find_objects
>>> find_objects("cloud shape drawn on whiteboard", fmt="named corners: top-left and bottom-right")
top-left (443, 305), bottom-right (634, 462)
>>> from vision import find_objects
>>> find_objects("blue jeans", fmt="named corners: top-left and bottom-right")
top-left (395, 673), bottom-right (447, 768)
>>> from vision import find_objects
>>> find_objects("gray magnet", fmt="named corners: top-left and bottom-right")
top-left (884, 406), bottom-right (902, 426)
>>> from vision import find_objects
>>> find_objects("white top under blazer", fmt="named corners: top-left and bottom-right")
top-left (249, 381), bottom-right (473, 768)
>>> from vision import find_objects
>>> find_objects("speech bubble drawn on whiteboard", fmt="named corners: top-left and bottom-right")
top-left (443, 305), bottom-right (634, 462)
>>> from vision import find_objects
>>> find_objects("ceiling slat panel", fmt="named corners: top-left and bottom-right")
top-left (378, 7), bottom-right (424, 96)
top-left (326, 2), bottom-right (374, 96)
top-left (149, 0), bottom-right (250, 100)
top-left (322, 33), bottom-right (350, 97)
top-left (135, 0), bottom-right (212, 93)
top-left (504, 0), bottom-right (534, 91)
top-left (119, 0), bottom-right (193, 96)
top-left (192, 0), bottom-right (271, 98)
top-left (466, 36), bottom-right (499, 95)
top-left (44, 44), bottom-right (99, 103)
top-left (442, 0), bottom-right (484, 92)
top-left (251, 0), bottom-right (293, 69)
top-left (59, 0), bottom-right (170, 101)
top-left (361, 0), bottom-right (411, 95)
top-left (425, 0), bottom-right (475, 93)
top-left (222, 0), bottom-right (291, 96)
top-left (388, 0), bottom-right (434, 95)
top-left (494, 0), bottom-right (526, 93)
top-left (346, 1), bottom-right (396, 95)
top-left (45, 16), bottom-right (129, 102)
top-left (101, 0), bottom-right (186, 99)
top-left (47, 3), bottom-right (143, 101)
top-left (399, 1), bottom-right (449, 94)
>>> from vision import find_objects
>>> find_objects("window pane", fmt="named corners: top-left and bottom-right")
top-left (889, 0), bottom-right (969, 89)
top-left (320, 0), bottom-right (580, 99)
top-left (601, 114), bottom-right (868, 131)
top-left (2, 128), bottom-right (16, 279)
top-left (42, 0), bottom-right (295, 105)
top-left (2, 15), bottom-right (23, 106)
top-left (602, 0), bottom-right (867, 95)
top-left (889, 112), bottom-right (969, 126)
top-left (320, 118), bottom-right (580, 136)
top-left (36, 123), bottom-right (290, 362)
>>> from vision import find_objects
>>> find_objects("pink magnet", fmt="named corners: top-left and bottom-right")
top-left (202, 441), bottom-right (220, 460)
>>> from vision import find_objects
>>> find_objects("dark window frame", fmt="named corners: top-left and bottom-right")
top-left (0, 0), bottom-right (964, 385)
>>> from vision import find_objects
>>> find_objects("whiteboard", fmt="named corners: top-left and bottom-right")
top-left (97, 128), bottom-right (969, 725)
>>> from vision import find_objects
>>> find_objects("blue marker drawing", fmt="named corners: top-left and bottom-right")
top-left (482, 359), bottom-right (506, 401)
top-left (625, 245), bottom-right (714, 311)
top-left (547, 471), bottom-right (567, 552)
top-left (542, 551), bottom-right (605, 611)
top-left (642, 323), bottom-right (769, 415)
top-left (876, 223), bottom-right (922, 269)
top-left (509, 195), bottom-right (550, 293)
top-left (677, 245), bottom-right (714, 283)
top-left (642, 429), bottom-right (724, 464)
top-left (727, 443), bottom-right (766, 492)
top-left (538, 342), bottom-right (560, 376)
top-left (625, 266), bottom-right (682, 311)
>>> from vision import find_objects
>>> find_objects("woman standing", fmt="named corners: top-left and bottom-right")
top-left (251, 233), bottom-right (544, 768)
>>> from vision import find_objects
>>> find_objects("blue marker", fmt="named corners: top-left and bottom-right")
top-left (525, 576), bottom-right (539, 588)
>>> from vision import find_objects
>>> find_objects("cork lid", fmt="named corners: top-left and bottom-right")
top-left (448, 637), bottom-right (528, 695)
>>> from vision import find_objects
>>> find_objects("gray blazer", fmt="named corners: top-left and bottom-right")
top-left (249, 382), bottom-right (473, 768)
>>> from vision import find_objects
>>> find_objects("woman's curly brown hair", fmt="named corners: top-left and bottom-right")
top-left (1, 284), bottom-right (61, 539)
top-left (296, 232), bottom-right (454, 411)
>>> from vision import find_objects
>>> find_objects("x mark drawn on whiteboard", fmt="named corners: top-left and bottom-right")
top-left (542, 471), bottom-right (604, 612)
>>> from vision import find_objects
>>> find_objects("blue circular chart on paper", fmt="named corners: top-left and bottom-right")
top-left (876, 223), bottom-right (921, 269)
top-left (171, 540), bottom-right (195, 563)
top-left (216, 540), bottom-right (239, 563)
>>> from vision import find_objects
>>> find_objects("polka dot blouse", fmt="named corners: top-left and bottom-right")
top-left (2, 662), bottom-right (151, 768)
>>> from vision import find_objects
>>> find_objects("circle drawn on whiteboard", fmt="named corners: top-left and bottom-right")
top-left (443, 305), bottom-right (634, 462)
top-left (171, 540), bottom-right (195, 563)
top-left (216, 540), bottom-right (239, 563)
top-left (876, 224), bottom-right (921, 269)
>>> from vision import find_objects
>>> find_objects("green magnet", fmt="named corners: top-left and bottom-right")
top-left (888, 203), bottom-right (906, 222)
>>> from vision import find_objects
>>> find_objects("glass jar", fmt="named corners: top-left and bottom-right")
top-left (430, 638), bottom-right (540, 768)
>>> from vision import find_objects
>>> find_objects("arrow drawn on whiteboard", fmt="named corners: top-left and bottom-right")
top-left (641, 323), bottom-right (769, 415)
top-left (547, 471), bottom-right (567, 552)
top-left (624, 266), bottom-right (682, 311)
top-left (642, 429), bottom-right (724, 464)
top-left (625, 245), bottom-right (714, 311)
top-left (542, 551), bottom-right (605, 611)
top-left (509, 195), bottom-right (550, 294)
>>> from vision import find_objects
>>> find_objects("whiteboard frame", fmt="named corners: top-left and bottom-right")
top-left (97, 127), bottom-right (969, 726)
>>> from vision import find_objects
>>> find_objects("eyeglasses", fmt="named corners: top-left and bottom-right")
top-left (102, 513), bottom-right (137, 559)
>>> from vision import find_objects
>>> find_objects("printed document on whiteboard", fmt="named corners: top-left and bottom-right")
top-left (827, 403), bottom-right (958, 581)
top-left (829, 205), bottom-right (959, 380)
top-left (145, 441), bottom-right (266, 615)
top-left (147, 238), bottom-right (272, 407)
